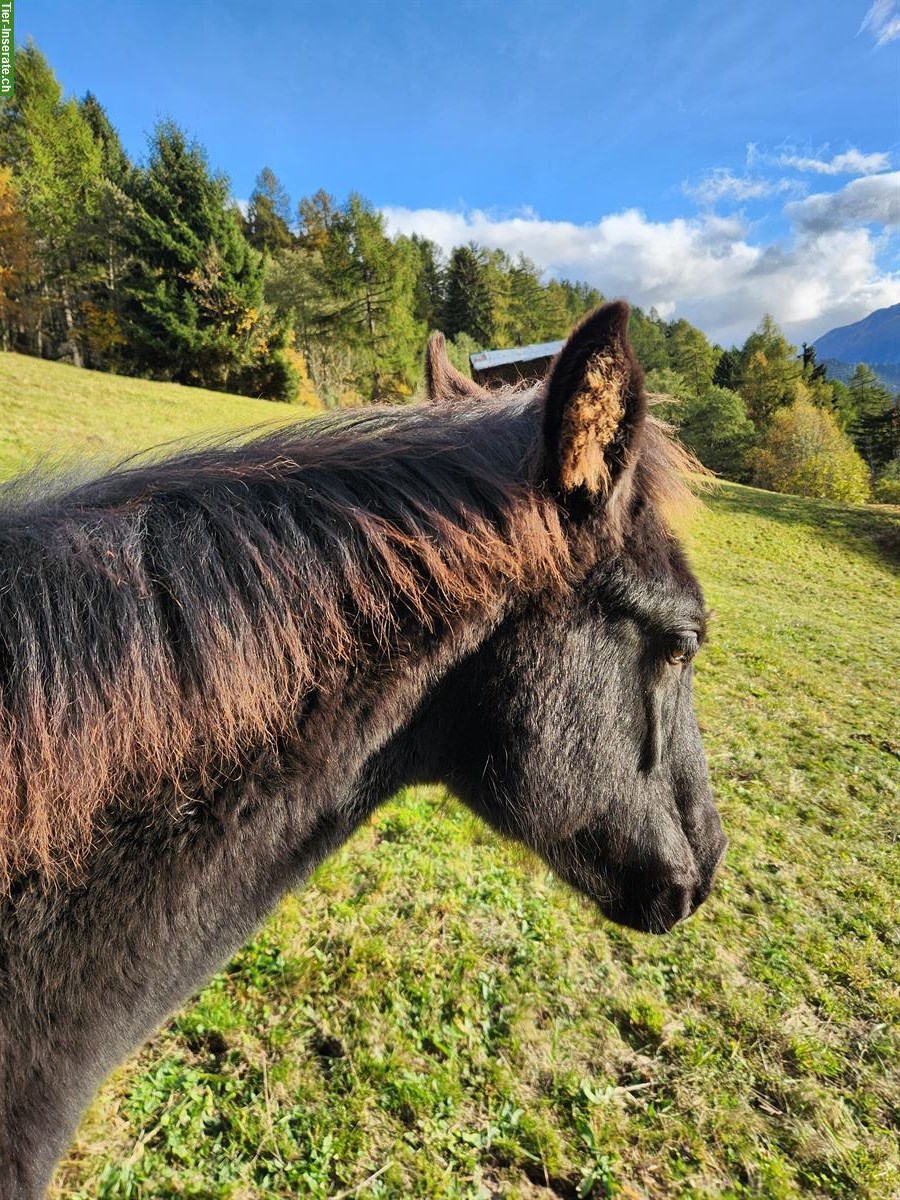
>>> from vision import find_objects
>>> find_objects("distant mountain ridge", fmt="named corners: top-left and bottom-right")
top-left (813, 303), bottom-right (900, 367)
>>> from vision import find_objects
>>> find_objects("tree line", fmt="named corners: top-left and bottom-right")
top-left (1, 45), bottom-right (897, 502)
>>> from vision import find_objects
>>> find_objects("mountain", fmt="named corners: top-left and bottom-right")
top-left (813, 303), bottom-right (900, 366)
top-left (821, 358), bottom-right (900, 392)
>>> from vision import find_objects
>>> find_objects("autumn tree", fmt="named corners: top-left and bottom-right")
top-left (739, 314), bottom-right (801, 428)
top-left (665, 318), bottom-right (719, 393)
top-left (0, 44), bottom-right (104, 363)
top-left (751, 399), bottom-right (870, 502)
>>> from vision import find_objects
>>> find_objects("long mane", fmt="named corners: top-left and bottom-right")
top-left (0, 392), bottom-right (694, 887)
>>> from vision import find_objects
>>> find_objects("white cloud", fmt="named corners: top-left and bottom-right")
top-left (860, 0), bottom-right (900, 44)
top-left (683, 169), bottom-right (798, 205)
top-left (383, 183), bottom-right (900, 346)
top-left (776, 148), bottom-right (892, 176)
top-left (786, 172), bottom-right (900, 233)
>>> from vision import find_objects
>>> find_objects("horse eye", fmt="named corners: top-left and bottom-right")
top-left (666, 632), bottom-right (699, 666)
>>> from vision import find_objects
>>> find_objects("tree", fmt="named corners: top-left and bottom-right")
top-left (751, 399), bottom-right (870, 502)
top-left (444, 244), bottom-right (494, 347)
top-left (334, 194), bottom-right (423, 398)
top-left (0, 167), bottom-right (36, 349)
top-left (79, 91), bottom-right (130, 184)
top-left (506, 255), bottom-right (546, 347)
top-left (844, 365), bottom-right (897, 473)
top-left (77, 92), bottom-right (134, 369)
top-left (405, 233), bottom-right (445, 330)
top-left (739, 314), bottom-right (801, 428)
top-left (676, 385), bottom-right (756, 480)
top-left (628, 307), bottom-right (667, 372)
top-left (713, 347), bottom-right (742, 391)
top-left (847, 363), bottom-right (893, 419)
top-left (645, 367), bottom-right (755, 481)
top-left (873, 458), bottom-right (900, 505)
top-left (244, 167), bottom-right (293, 253)
top-left (540, 279), bottom-right (576, 340)
top-left (0, 44), bottom-right (105, 363)
top-left (799, 342), bottom-right (827, 384)
top-left (122, 121), bottom-right (285, 395)
top-left (270, 193), bottom-right (423, 402)
top-left (665, 318), bottom-right (719, 393)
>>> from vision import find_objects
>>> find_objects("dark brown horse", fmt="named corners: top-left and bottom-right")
top-left (0, 302), bottom-right (726, 1197)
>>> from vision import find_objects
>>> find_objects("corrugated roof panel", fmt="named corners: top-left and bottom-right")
top-left (470, 339), bottom-right (564, 371)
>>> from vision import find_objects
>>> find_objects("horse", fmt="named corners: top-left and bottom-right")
top-left (0, 301), bottom-right (726, 1197)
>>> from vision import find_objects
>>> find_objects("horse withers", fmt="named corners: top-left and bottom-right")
top-left (0, 302), bottom-right (726, 1196)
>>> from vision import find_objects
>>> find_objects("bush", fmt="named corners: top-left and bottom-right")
top-left (233, 348), bottom-right (300, 403)
top-left (751, 399), bottom-right (870, 503)
top-left (645, 370), bottom-right (755, 481)
top-left (677, 385), bottom-right (756, 481)
top-left (874, 459), bottom-right (900, 505)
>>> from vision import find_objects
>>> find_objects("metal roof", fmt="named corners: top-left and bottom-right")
top-left (469, 339), bottom-right (564, 372)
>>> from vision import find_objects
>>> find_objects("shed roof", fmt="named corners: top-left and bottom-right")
top-left (469, 339), bottom-right (564, 372)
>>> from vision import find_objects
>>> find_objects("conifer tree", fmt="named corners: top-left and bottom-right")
top-left (122, 121), bottom-right (270, 391)
top-left (665, 318), bottom-right (719, 393)
top-left (244, 167), bottom-right (293, 253)
top-left (444, 244), bottom-right (494, 347)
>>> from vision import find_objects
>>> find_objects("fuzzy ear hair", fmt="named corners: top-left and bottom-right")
top-left (424, 332), bottom-right (488, 403)
top-left (543, 300), bottom-right (645, 495)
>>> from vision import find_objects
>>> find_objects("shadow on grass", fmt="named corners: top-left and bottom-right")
top-left (707, 482), bottom-right (900, 570)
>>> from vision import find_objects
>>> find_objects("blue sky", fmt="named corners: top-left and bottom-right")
top-left (21, 0), bottom-right (900, 345)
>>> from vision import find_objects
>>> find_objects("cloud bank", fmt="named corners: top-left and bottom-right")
top-left (860, 0), bottom-right (900, 45)
top-left (383, 166), bottom-right (900, 346)
top-left (787, 172), bottom-right (900, 234)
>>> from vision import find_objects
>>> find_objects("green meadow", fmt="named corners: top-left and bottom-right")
top-left (1, 355), bottom-right (898, 1199)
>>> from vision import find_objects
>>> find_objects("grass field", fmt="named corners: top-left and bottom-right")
top-left (0, 353), bottom-right (310, 480)
top-left (3, 355), bottom-right (899, 1199)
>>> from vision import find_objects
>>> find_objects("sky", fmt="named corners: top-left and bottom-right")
top-left (20, 0), bottom-right (900, 347)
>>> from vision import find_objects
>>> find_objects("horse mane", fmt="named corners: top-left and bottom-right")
top-left (0, 392), bottom-right (695, 887)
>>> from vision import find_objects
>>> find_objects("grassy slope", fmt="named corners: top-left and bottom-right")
top-left (0, 353), bottom-right (309, 478)
top-left (2, 355), bottom-right (898, 1199)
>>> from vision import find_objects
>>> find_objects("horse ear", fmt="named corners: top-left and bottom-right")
top-left (424, 331), bottom-right (488, 403)
top-left (542, 300), bottom-right (645, 496)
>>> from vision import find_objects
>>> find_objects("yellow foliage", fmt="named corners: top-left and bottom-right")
top-left (283, 345), bottom-right (323, 408)
top-left (751, 399), bottom-right (871, 503)
top-left (0, 169), bottom-right (33, 333)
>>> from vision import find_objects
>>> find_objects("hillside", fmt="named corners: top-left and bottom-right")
top-left (821, 357), bottom-right (900, 392)
top-left (0, 352), bottom-right (312, 480)
top-left (813, 302), bottom-right (900, 371)
top-left (1, 357), bottom-right (898, 1199)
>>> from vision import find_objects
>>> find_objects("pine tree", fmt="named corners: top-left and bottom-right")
top-left (444, 244), bottom-right (494, 347)
top-left (79, 91), bottom-right (130, 184)
top-left (405, 233), bottom-right (445, 330)
top-left (244, 167), bottom-right (293, 253)
top-left (122, 121), bottom-right (270, 392)
top-left (713, 347), bottom-right (742, 391)
top-left (847, 365), bottom-right (898, 472)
